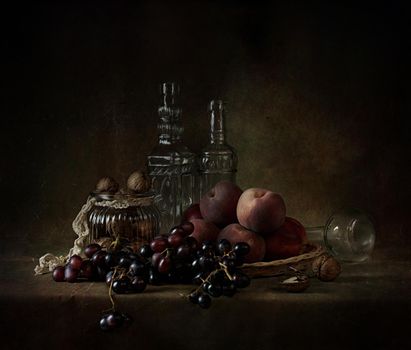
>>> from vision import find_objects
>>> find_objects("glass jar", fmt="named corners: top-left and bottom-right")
top-left (87, 191), bottom-right (161, 247)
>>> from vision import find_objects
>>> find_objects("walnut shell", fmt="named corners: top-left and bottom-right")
top-left (312, 255), bottom-right (341, 282)
top-left (281, 275), bottom-right (310, 293)
top-left (127, 171), bottom-right (151, 193)
top-left (95, 177), bottom-right (119, 193)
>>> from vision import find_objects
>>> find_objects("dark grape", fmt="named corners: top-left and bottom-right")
top-left (201, 241), bottom-right (215, 252)
top-left (139, 244), bottom-right (153, 258)
top-left (148, 269), bottom-right (162, 285)
top-left (80, 260), bottom-right (95, 280)
top-left (105, 270), bottom-right (114, 286)
top-left (169, 226), bottom-right (186, 236)
top-left (96, 266), bottom-right (109, 281)
top-left (199, 256), bottom-right (216, 271)
top-left (128, 253), bottom-right (141, 262)
top-left (168, 231), bottom-right (185, 248)
top-left (158, 256), bottom-right (172, 274)
top-left (64, 265), bottom-right (78, 283)
top-left (151, 252), bottom-right (163, 268)
top-left (185, 236), bottom-right (199, 251)
top-left (217, 239), bottom-right (231, 255)
top-left (180, 221), bottom-right (194, 235)
top-left (222, 282), bottom-right (237, 297)
top-left (233, 242), bottom-right (250, 257)
top-left (221, 256), bottom-right (236, 270)
top-left (84, 243), bottom-right (101, 259)
top-left (121, 246), bottom-right (134, 254)
top-left (68, 255), bottom-right (83, 270)
top-left (210, 270), bottom-right (225, 284)
top-left (191, 259), bottom-right (201, 271)
top-left (176, 244), bottom-right (191, 259)
top-left (193, 272), bottom-right (207, 285)
top-left (118, 256), bottom-right (132, 268)
top-left (104, 252), bottom-right (118, 268)
top-left (106, 312), bottom-right (124, 328)
top-left (198, 294), bottom-right (212, 309)
top-left (207, 283), bottom-right (223, 297)
top-left (129, 261), bottom-right (146, 276)
top-left (130, 276), bottom-right (147, 293)
top-left (99, 316), bottom-right (110, 331)
top-left (112, 277), bottom-right (130, 294)
top-left (232, 272), bottom-right (250, 288)
top-left (189, 289), bottom-right (200, 304)
top-left (202, 281), bottom-right (211, 293)
top-left (150, 238), bottom-right (169, 253)
top-left (52, 266), bottom-right (65, 282)
top-left (91, 250), bottom-right (107, 267)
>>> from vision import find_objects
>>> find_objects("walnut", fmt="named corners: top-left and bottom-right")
top-left (127, 171), bottom-right (151, 193)
top-left (281, 275), bottom-right (310, 292)
top-left (95, 177), bottom-right (119, 193)
top-left (312, 255), bottom-right (341, 282)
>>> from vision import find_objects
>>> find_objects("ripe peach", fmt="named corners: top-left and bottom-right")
top-left (217, 223), bottom-right (266, 263)
top-left (189, 219), bottom-right (220, 244)
top-left (200, 181), bottom-right (243, 228)
top-left (236, 188), bottom-right (286, 235)
top-left (182, 203), bottom-right (203, 222)
top-left (264, 217), bottom-right (308, 260)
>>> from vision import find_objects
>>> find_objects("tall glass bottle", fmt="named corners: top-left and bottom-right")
top-left (147, 82), bottom-right (197, 231)
top-left (199, 100), bottom-right (237, 196)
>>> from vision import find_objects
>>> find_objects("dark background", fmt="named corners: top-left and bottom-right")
top-left (2, 0), bottom-right (410, 258)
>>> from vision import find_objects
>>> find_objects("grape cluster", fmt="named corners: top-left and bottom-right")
top-left (51, 221), bottom-right (252, 330)
top-left (188, 239), bottom-right (251, 309)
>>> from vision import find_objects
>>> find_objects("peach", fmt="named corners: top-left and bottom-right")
top-left (264, 217), bottom-right (308, 260)
top-left (189, 219), bottom-right (220, 244)
top-left (182, 203), bottom-right (203, 222)
top-left (236, 188), bottom-right (286, 235)
top-left (200, 181), bottom-right (243, 228)
top-left (217, 223), bottom-right (266, 263)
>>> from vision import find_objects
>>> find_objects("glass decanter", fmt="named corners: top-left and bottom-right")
top-left (305, 209), bottom-right (376, 263)
top-left (147, 82), bottom-right (197, 231)
top-left (198, 100), bottom-right (237, 196)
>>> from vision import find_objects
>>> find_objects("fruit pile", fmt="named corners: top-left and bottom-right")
top-left (184, 181), bottom-right (308, 263)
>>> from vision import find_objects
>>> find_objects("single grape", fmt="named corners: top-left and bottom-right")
top-left (151, 252), bottom-right (163, 268)
top-left (232, 271), bottom-right (250, 288)
top-left (210, 270), bottom-right (225, 284)
top-left (52, 266), bottom-right (65, 282)
top-left (198, 294), bottom-right (212, 309)
top-left (64, 265), bottom-right (78, 283)
top-left (129, 261), bottom-right (146, 276)
top-left (176, 244), bottom-right (191, 259)
top-left (106, 311), bottom-right (124, 329)
top-left (217, 239), bottom-right (231, 255)
top-left (104, 252), bottom-right (118, 268)
top-left (68, 255), bottom-right (83, 271)
top-left (199, 256), bottom-right (216, 271)
top-left (233, 242), bottom-right (251, 257)
top-left (148, 268), bottom-right (162, 285)
top-left (192, 272), bottom-right (207, 285)
top-left (191, 259), bottom-right (201, 271)
top-left (169, 226), bottom-right (186, 236)
top-left (221, 256), bottom-right (236, 271)
top-left (201, 241), bottom-right (215, 252)
top-left (180, 221), bottom-right (194, 235)
top-left (158, 256), bottom-right (172, 274)
top-left (96, 266), bottom-right (109, 281)
top-left (168, 231), bottom-right (185, 248)
top-left (105, 270), bottom-right (114, 286)
top-left (91, 250), bottom-right (107, 267)
top-left (112, 277), bottom-right (130, 294)
top-left (139, 244), bottom-right (153, 258)
top-left (84, 243), bottom-right (101, 259)
top-left (188, 289), bottom-right (200, 304)
top-left (222, 282), bottom-right (237, 297)
top-left (185, 236), bottom-right (199, 252)
top-left (207, 283), bottom-right (223, 297)
top-left (118, 256), bottom-right (132, 268)
top-left (130, 276), bottom-right (147, 293)
top-left (80, 260), bottom-right (95, 280)
top-left (150, 238), bottom-right (169, 253)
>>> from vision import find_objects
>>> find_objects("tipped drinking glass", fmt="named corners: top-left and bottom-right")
top-left (305, 209), bottom-right (376, 263)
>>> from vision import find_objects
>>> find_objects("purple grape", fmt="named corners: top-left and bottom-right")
top-left (158, 256), bottom-right (172, 274)
top-left (64, 265), bottom-right (78, 283)
top-left (130, 276), bottom-right (147, 293)
top-left (52, 266), bottom-right (65, 282)
top-left (80, 260), bottom-right (94, 280)
top-left (84, 243), bottom-right (101, 259)
top-left (68, 255), bottom-right (83, 270)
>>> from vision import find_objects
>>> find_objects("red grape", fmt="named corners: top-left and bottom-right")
top-left (52, 266), bottom-right (65, 282)
top-left (68, 255), bottom-right (83, 270)
top-left (80, 260), bottom-right (94, 280)
top-left (180, 221), bottom-right (194, 235)
top-left (150, 238), bottom-right (169, 253)
top-left (84, 243), bottom-right (101, 259)
top-left (158, 256), bottom-right (171, 274)
top-left (64, 265), bottom-right (79, 283)
top-left (151, 252), bottom-right (163, 268)
top-left (168, 231), bottom-right (185, 248)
